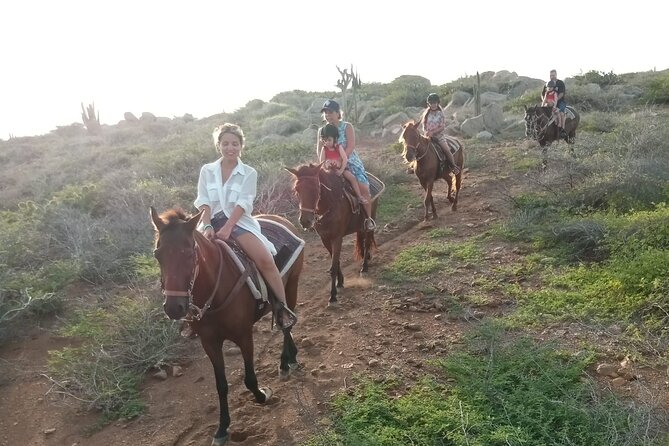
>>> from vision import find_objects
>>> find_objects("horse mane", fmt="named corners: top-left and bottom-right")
top-left (157, 208), bottom-right (193, 229)
top-left (398, 120), bottom-right (417, 145)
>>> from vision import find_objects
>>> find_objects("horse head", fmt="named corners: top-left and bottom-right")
top-left (399, 120), bottom-right (422, 163)
top-left (286, 163), bottom-right (323, 230)
top-left (150, 206), bottom-right (203, 320)
top-left (524, 105), bottom-right (540, 138)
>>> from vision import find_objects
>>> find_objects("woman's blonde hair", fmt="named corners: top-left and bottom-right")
top-left (212, 123), bottom-right (245, 149)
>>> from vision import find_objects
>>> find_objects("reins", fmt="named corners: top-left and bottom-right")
top-left (161, 236), bottom-right (249, 322)
top-left (295, 173), bottom-right (336, 221)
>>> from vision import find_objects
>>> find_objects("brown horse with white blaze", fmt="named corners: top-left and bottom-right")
top-left (150, 207), bottom-right (303, 446)
top-left (399, 120), bottom-right (464, 220)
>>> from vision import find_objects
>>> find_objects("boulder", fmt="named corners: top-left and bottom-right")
top-left (124, 112), bottom-right (138, 122)
top-left (461, 115), bottom-right (486, 137)
top-left (476, 130), bottom-right (493, 140)
top-left (382, 112), bottom-right (410, 128)
top-left (140, 112), bottom-right (157, 122)
top-left (481, 103), bottom-right (505, 133)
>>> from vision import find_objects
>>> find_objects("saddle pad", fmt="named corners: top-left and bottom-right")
top-left (221, 219), bottom-right (305, 302)
top-left (442, 135), bottom-right (463, 155)
top-left (367, 172), bottom-right (386, 201)
top-left (257, 218), bottom-right (306, 276)
top-left (566, 106), bottom-right (576, 120)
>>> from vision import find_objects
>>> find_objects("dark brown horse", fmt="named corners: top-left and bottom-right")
top-left (150, 207), bottom-right (303, 446)
top-left (286, 164), bottom-right (383, 305)
top-left (524, 105), bottom-right (580, 169)
top-left (399, 120), bottom-right (464, 220)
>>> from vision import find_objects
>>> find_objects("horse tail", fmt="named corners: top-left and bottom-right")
top-left (354, 230), bottom-right (377, 261)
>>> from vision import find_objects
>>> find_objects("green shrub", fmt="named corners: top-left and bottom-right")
top-left (48, 296), bottom-right (190, 421)
top-left (315, 324), bottom-right (666, 446)
top-left (644, 72), bottom-right (669, 104)
top-left (573, 70), bottom-right (622, 87)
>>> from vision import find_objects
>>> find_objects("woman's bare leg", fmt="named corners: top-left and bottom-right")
top-left (235, 233), bottom-right (296, 328)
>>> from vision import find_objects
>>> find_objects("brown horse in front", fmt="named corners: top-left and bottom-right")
top-left (286, 164), bottom-right (379, 305)
top-left (399, 120), bottom-right (464, 220)
top-left (150, 207), bottom-right (303, 446)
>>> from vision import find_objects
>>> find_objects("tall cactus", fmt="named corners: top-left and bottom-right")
top-left (81, 102), bottom-right (101, 135)
top-left (336, 65), bottom-right (362, 125)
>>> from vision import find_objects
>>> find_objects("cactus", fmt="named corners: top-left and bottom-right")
top-left (336, 65), bottom-right (362, 125)
top-left (81, 102), bottom-right (101, 135)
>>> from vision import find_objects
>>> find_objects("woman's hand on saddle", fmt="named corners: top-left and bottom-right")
top-left (203, 225), bottom-right (215, 241)
top-left (217, 224), bottom-right (233, 241)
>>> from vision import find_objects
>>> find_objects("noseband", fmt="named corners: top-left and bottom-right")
top-left (403, 132), bottom-right (430, 162)
top-left (160, 239), bottom-right (225, 321)
top-left (295, 174), bottom-right (332, 216)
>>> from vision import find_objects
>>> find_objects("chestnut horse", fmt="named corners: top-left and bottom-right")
top-left (150, 207), bottom-right (303, 446)
top-left (286, 164), bottom-right (383, 304)
top-left (399, 120), bottom-right (464, 220)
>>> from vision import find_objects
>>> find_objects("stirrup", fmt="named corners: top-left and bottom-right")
top-left (364, 217), bottom-right (377, 231)
top-left (275, 302), bottom-right (297, 329)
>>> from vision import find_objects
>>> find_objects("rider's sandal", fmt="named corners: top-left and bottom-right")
top-left (358, 197), bottom-right (369, 204)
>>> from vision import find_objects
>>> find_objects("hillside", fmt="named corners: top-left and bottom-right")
top-left (1, 69), bottom-right (669, 445)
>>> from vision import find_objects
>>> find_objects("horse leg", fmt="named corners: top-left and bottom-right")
top-left (452, 173), bottom-right (461, 211)
top-left (360, 231), bottom-right (369, 273)
top-left (279, 328), bottom-right (299, 379)
top-left (426, 182), bottom-right (437, 219)
top-left (237, 331), bottom-right (271, 403)
top-left (541, 146), bottom-right (548, 171)
top-left (279, 273), bottom-right (300, 378)
top-left (201, 338), bottom-right (231, 444)
top-left (329, 237), bottom-right (343, 304)
top-left (445, 173), bottom-right (454, 204)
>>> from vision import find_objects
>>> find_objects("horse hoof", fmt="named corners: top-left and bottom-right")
top-left (260, 386), bottom-right (273, 402)
top-left (211, 434), bottom-right (229, 446)
top-left (327, 300), bottom-right (339, 308)
top-left (279, 363), bottom-right (301, 380)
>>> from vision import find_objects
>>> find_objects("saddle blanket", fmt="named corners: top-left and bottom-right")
top-left (221, 218), bottom-right (305, 302)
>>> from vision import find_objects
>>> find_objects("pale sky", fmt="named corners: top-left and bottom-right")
top-left (0, 0), bottom-right (664, 138)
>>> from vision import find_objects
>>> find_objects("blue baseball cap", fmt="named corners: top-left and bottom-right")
top-left (320, 99), bottom-right (340, 113)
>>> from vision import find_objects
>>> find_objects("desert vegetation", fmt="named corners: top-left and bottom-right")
top-left (1, 68), bottom-right (668, 444)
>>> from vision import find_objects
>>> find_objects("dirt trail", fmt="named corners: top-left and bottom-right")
top-left (4, 141), bottom-right (648, 446)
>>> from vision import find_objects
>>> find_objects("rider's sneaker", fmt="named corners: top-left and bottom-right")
top-left (365, 218), bottom-right (377, 231)
top-left (560, 128), bottom-right (568, 138)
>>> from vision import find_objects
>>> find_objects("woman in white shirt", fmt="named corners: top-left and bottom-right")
top-left (194, 123), bottom-right (297, 329)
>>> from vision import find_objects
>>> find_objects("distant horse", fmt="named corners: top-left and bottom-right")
top-left (150, 207), bottom-right (304, 446)
top-left (286, 164), bottom-right (384, 305)
top-left (524, 105), bottom-right (580, 169)
top-left (399, 120), bottom-right (465, 220)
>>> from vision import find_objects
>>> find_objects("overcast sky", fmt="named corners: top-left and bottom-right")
top-left (1, 0), bottom-right (664, 138)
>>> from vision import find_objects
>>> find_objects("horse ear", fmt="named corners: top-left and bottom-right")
top-left (185, 208), bottom-right (204, 232)
top-left (150, 206), bottom-right (165, 232)
top-left (284, 167), bottom-right (298, 176)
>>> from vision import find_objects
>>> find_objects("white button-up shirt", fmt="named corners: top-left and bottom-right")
top-left (194, 158), bottom-right (276, 255)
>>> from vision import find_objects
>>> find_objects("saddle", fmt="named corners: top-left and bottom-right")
top-left (211, 213), bottom-right (305, 313)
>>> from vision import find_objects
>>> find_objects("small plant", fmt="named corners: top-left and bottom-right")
top-left (47, 296), bottom-right (190, 422)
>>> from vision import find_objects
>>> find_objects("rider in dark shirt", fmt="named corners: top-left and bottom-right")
top-left (541, 69), bottom-right (567, 138)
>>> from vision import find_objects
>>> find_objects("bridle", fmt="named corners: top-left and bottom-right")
top-left (526, 108), bottom-right (554, 139)
top-left (160, 237), bottom-right (247, 322)
top-left (295, 173), bottom-right (333, 221)
top-left (402, 128), bottom-right (431, 163)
